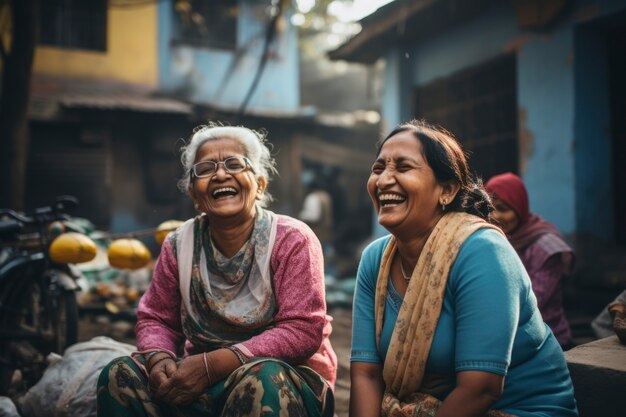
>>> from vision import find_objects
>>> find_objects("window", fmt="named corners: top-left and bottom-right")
top-left (172, 0), bottom-right (238, 49)
top-left (39, 0), bottom-right (107, 51)
top-left (414, 54), bottom-right (518, 180)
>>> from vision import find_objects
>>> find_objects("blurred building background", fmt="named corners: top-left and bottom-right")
top-left (2, 0), bottom-right (626, 291)
top-left (1, 0), bottom-right (385, 277)
top-left (331, 0), bottom-right (626, 317)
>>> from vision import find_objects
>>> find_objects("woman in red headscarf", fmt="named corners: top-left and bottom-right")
top-left (486, 172), bottom-right (574, 349)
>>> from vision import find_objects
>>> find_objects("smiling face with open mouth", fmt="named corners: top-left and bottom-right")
top-left (191, 137), bottom-right (266, 222)
top-left (367, 131), bottom-right (444, 234)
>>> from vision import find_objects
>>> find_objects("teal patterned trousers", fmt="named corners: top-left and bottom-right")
top-left (97, 356), bottom-right (334, 417)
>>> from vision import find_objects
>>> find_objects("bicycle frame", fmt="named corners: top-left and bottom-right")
top-left (0, 196), bottom-right (85, 394)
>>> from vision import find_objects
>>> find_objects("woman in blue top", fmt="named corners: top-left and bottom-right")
top-left (350, 120), bottom-right (578, 417)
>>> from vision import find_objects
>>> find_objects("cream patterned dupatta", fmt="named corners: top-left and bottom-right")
top-left (374, 212), bottom-right (503, 412)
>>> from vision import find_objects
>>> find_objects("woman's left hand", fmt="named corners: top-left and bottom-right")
top-left (154, 348), bottom-right (242, 406)
top-left (154, 354), bottom-right (209, 405)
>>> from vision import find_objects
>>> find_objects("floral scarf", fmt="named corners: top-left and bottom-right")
top-left (375, 212), bottom-right (502, 410)
top-left (174, 207), bottom-right (277, 349)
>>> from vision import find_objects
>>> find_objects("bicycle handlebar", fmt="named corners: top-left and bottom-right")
top-left (0, 196), bottom-right (78, 226)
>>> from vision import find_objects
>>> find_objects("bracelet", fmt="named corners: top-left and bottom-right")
top-left (144, 351), bottom-right (161, 363)
top-left (203, 352), bottom-right (211, 385)
top-left (226, 346), bottom-right (247, 365)
top-left (149, 356), bottom-right (172, 371)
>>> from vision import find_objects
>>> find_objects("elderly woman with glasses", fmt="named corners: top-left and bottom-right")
top-left (97, 124), bottom-right (337, 417)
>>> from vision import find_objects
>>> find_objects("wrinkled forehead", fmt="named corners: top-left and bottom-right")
top-left (195, 137), bottom-right (248, 162)
top-left (376, 132), bottom-right (425, 160)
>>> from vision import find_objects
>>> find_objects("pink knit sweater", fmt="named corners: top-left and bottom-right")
top-left (135, 214), bottom-right (337, 388)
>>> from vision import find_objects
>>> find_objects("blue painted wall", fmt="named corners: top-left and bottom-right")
top-left (381, 47), bottom-right (404, 132)
top-left (517, 28), bottom-right (576, 234)
top-left (411, 4), bottom-right (518, 86)
top-left (374, 46), bottom-right (416, 237)
top-left (158, 0), bottom-right (300, 113)
top-left (409, 3), bottom-right (577, 233)
top-left (380, 0), bottom-right (626, 237)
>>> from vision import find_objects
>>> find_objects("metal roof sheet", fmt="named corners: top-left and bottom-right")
top-left (58, 94), bottom-right (192, 114)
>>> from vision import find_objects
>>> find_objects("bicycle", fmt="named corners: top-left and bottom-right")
top-left (0, 196), bottom-right (95, 394)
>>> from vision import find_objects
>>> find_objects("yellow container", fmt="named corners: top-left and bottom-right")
top-left (154, 220), bottom-right (184, 245)
top-left (49, 232), bottom-right (97, 264)
top-left (108, 239), bottom-right (151, 270)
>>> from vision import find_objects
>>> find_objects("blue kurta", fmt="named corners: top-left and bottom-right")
top-left (351, 228), bottom-right (578, 417)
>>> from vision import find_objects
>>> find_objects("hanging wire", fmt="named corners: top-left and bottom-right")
top-left (236, 0), bottom-right (286, 118)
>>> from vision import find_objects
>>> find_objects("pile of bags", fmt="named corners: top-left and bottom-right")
top-left (16, 337), bottom-right (135, 417)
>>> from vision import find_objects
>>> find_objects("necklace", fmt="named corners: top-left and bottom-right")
top-left (399, 260), bottom-right (412, 281)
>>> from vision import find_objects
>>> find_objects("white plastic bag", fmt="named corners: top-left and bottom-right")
top-left (0, 396), bottom-right (20, 417)
top-left (18, 337), bottom-right (135, 417)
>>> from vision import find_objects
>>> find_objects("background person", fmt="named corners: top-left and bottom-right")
top-left (591, 289), bottom-right (626, 340)
top-left (350, 120), bottom-right (577, 417)
top-left (299, 171), bottom-right (335, 276)
top-left (486, 172), bottom-right (574, 349)
top-left (97, 124), bottom-right (336, 417)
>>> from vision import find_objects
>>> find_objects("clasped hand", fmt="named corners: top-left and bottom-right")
top-left (148, 354), bottom-right (210, 406)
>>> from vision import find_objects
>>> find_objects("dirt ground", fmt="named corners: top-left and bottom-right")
top-left (327, 307), bottom-right (352, 417)
top-left (77, 305), bottom-right (354, 417)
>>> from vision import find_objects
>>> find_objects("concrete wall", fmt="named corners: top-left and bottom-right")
top-left (565, 336), bottom-right (626, 417)
top-left (33, 3), bottom-right (158, 87)
top-left (381, 47), bottom-right (413, 133)
top-left (517, 27), bottom-right (576, 234)
top-left (411, 4), bottom-right (518, 87)
top-left (158, 0), bottom-right (299, 113)
top-left (376, 47), bottom-right (415, 237)
top-left (381, 0), bottom-right (626, 236)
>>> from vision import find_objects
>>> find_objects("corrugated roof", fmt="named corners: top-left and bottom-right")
top-left (59, 94), bottom-right (192, 114)
top-left (28, 75), bottom-right (193, 119)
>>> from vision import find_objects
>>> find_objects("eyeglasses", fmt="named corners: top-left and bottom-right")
top-left (192, 156), bottom-right (255, 178)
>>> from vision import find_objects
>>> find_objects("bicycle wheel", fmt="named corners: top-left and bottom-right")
top-left (0, 275), bottom-right (32, 394)
top-left (49, 289), bottom-right (78, 355)
top-left (0, 276), bottom-right (77, 355)
top-left (0, 262), bottom-right (47, 394)
top-left (1, 270), bottom-right (78, 355)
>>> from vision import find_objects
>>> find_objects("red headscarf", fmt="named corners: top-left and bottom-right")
top-left (485, 172), bottom-right (566, 255)
top-left (485, 172), bottom-right (530, 223)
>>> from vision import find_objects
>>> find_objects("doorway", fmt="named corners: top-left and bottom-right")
top-left (414, 54), bottom-right (518, 180)
top-left (609, 27), bottom-right (626, 244)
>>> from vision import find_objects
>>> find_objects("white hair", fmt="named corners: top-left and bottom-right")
top-left (178, 124), bottom-right (277, 206)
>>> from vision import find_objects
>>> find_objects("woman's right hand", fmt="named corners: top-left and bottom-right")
top-left (147, 354), bottom-right (177, 393)
top-left (154, 348), bottom-right (241, 406)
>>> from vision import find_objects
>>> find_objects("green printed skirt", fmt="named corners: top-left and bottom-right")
top-left (97, 356), bottom-right (334, 417)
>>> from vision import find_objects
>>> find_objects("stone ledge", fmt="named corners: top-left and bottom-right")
top-left (565, 336), bottom-right (626, 417)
